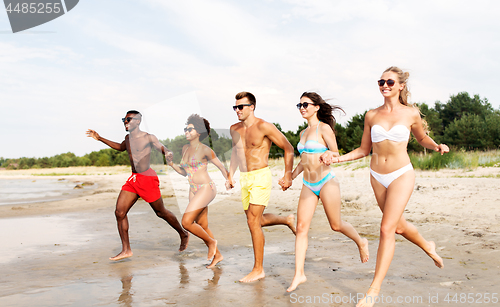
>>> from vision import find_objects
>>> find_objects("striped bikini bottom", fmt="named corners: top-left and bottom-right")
top-left (303, 171), bottom-right (336, 196)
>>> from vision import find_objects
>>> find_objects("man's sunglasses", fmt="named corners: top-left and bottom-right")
top-left (233, 104), bottom-right (252, 111)
top-left (378, 79), bottom-right (396, 87)
top-left (122, 117), bottom-right (138, 122)
top-left (184, 127), bottom-right (195, 133)
top-left (296, 102), bottom-right (315, 109)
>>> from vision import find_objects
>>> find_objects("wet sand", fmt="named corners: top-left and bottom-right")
top-left (0, 164), bottom-right (499, 306)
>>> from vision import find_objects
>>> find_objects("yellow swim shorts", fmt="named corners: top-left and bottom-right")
top-left (240, 167), bottom-right (272, 210)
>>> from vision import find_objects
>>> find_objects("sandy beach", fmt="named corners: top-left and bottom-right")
top-left (0, 162), bottom-right (499, 307)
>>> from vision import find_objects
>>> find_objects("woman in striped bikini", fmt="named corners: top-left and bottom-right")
top-left (168, 114), bottom-right (229, 268)
top-left (322, 67), bottom-right (448, 307)
top-left (285, 92), bottom-right (369, 292)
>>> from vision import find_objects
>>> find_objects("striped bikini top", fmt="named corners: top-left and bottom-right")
top-left (371, 124), bottom-right (410, 143)
top-left (297, 122), bottom-right (328, 154)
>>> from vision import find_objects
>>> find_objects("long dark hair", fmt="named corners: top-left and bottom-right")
top-left (300, 92), bottom-right (344, 132)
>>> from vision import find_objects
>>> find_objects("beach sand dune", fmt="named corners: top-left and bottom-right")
top-left (0, 164), bottom-right (499, 306)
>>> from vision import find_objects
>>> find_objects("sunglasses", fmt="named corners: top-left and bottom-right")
top-left (378, 79), bottom-right (396, 87)
top-left (122, 117), bottom-right (138, 122)
top-left (296, 102), bottom-right (315, 109)
top-left (233, 104), bottom-right (252, 111)
top-left (184, 127), bottom-right (195, 133)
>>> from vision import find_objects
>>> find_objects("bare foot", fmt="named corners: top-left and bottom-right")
top-left (207, 239), bottom-right (217, 261)
top-left (239, 269), bottom-right (265, 283)
top-left (426, 241), bottom-right (444, 268)
top-left (109, 250), bottom-right (133, 261)
top-left (287, 214), bottom-right (296, 235)
top-left (356, 287), bottom-right (380, 307)
top-left (206, 251), bottom-right (223, 269)
top-left (286, 274), bottom-right (307, 292)
top-left (179, 232), bottom-right (189, 252)
top-left (358, 238), bottom-right (369, 263)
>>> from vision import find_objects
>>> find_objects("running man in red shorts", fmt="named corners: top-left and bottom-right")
top-left (87, 110), bottom-right (189, 260)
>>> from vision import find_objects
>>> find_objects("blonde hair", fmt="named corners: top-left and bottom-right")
top-left (383, 66), bottom-right (411, 106)
top-left (383, 66), bottom-right (429, 133)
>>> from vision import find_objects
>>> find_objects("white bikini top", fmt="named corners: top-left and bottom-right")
top-left (371, 124), bottom-right (410, 143)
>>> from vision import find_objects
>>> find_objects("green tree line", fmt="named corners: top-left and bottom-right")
top-left (271, 92), bottom-right (499, 157)
top-left (0, 150), bottom-right (130, 170)
top-left (2, 92), bottom-right (498, 170)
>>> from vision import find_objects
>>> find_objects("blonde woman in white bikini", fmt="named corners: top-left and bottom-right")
top-left (321, 67), bottom-right (449, 307)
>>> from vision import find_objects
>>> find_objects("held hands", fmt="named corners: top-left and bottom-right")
top-left (165, 150), bottom-right (174, 164)
top-left (225, 178), bottom-right (235, 190)
top-left (435, 144), bottom-right (450, 155)
top-left (86, 129), bottom-right (100, 141)
top-left (319, 151), bottom-right (339, 166)
top-left (278, 176), bottom-right (292, 191)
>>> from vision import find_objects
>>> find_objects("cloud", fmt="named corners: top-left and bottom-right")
top-left (2, 0), bottom-right (500, 158)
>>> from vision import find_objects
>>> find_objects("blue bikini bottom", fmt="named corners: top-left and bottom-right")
top-left (303, 171), bottom-right (336, 196)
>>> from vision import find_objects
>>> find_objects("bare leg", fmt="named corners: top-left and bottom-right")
top-left (149, 197), bottom-right (189, 251)
top-left (396, 217), bottom-right (443, 268)
top-left (320, 179), bottom-right (369, 263)
top-left (182, 185), bottom-right (218, 261)
top-left (357, 170), bottom-right (442, 307)
top-left (261, 213), bottom-right (296, 235)
top-left (195, 207), bottom-right (224, 268)
top-left (240, 204), bottom-right (267, 283)
top-left (110, 190), bottom-right (138, 261)
top-left (287, 187), bottom-right (317, 292)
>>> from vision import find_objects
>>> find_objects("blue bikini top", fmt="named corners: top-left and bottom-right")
top-left (297, 122), bottom-right (328, 154)
top-left (371, 124), bottom-right (410, 143)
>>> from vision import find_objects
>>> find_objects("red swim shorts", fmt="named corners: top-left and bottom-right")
top-left (121, 168), bottom-right (161, 203)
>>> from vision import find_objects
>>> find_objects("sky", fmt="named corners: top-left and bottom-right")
top-left (1, 0), bottom-right (500, 159)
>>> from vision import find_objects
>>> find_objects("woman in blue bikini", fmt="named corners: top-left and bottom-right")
top-left (168, 114), bottom-right (229, 268)
top-left (285, 92), bottom-right (369, 292)
top-left (322, 67), bottom-right (449, 307)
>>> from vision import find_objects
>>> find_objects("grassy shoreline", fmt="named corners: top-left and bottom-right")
top-left (409, 150), bottom-right (500, 170)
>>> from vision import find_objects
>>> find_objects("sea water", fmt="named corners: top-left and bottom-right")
top-left (0, 178), bottom-right (88, 206)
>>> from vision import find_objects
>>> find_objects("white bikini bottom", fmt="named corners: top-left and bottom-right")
top-left (370, 163), bottom-right (413, 189)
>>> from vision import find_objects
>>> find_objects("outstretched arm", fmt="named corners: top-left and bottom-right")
top-left (411, 110), bottom-right (450, 155)
top-left (264, 122), bottom-right (294, 190)
top-left (149, 134), bottom-right (174, 162)
top-left (321, 113), bottom-right (373, 165)
top-left (86, 129), bottom-right (126, 151)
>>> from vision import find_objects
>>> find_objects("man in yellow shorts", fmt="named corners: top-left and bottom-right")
top-left (226, 91), bottom-right (296, 283)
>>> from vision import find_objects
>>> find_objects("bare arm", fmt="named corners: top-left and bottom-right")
top-left (318, 123), bottom-right (340, 162)
top-left (226, 128), bottom-right (239, 189)
top-left (410, 109), bottom-right (449, 155)
top-left (321, 112), bottom-right (373, 165)
top-left (263, 122), bottom-right (294, 190)
top-left (279, 160), bottom-right (303, 189)
top-left (167, 145), bottom-right (187, 176)
top-left (86, 129), bottom-right (126, 151)
top-left (149, 134), bottom-right (174, 162)
top-left (204, 146), bottom-right (229, 180)
top-left (291, 161), bottom-right (303, 180)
